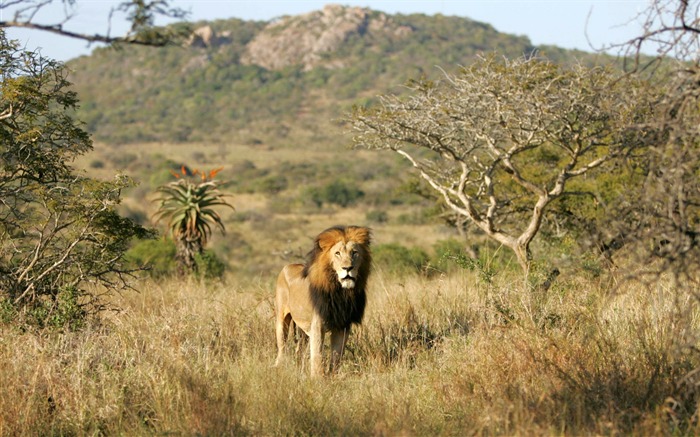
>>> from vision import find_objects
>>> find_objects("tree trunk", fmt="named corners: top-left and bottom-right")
top-left (176, 237), bottom-right (202, 275)
top-left (478, 230), bottom-right (532, 277)
top-left (512, 242), bottom-right (532, 277)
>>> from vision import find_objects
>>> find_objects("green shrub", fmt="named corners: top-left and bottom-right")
top-left (126, 238), bottom-right (178, 277)
top-left (306, 180), bottom-right (365, 208)
top-left (89, 159), bottom-right (105, 169)
top-left (366, 209), bottom-right (389, 223)
top-left (1, 286), bottom-right (88, 331)
top-left (373, 243), bottom-right (430, 274)
top-left (256, 175), bottom-right (288, 194)
top-left (435, 240), bottom-right (497, 284)
top-left (194, 251), bottom-right (227, 280)
top-left (126, 238), bottom-right (227, 279)
top-left (324, 180), bottom-right (364, 206)
top-left (433, 239), bottom-right (468, 272)
top-left (49, 286), bottom-right (87, 330)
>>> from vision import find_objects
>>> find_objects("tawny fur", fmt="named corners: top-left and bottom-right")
top-left (274, 225), bottom-right (371, 376)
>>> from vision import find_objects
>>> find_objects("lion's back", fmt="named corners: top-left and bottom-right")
top-left (280, 263), bottom-right (304, 284)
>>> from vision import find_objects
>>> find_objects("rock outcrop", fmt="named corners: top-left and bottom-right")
top-left (241, 4), bottom-right (412, 71)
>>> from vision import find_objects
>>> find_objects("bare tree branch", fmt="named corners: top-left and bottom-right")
top-left (0, 0), bottom-right (191, 48)
top-left (351, 55), bottom-right (657, 274)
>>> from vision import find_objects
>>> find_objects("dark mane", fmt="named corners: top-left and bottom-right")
top-left (302, 225), bottom-right (370, 331)
top-left (310, 282), bottom-right (366, 331)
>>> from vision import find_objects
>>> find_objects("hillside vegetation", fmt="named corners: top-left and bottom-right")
top-left (68, 5), bottom-right (600, 146)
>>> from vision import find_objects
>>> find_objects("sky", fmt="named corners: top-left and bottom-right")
top-left (1, 0), bottom-right (653, 62)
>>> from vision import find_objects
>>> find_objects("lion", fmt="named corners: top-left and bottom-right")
top-left (274, 225), bottom-right (372, 376)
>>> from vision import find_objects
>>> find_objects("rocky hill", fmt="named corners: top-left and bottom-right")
top-left (67, 4), bottom-right (603, 147)
top-left (240, 5), bottom-right (413, 71)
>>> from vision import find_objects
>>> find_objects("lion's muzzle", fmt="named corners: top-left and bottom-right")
top-left (338, 267), bottom-right (356, 288)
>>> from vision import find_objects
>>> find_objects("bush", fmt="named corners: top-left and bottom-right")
top-left (127, 238), bottom-right (227, 280)
top-left (433, 239), bottom-right (470, 271)
top-left (126, 238), bottom-right (178, 277)
top-left (306, 180), bottom-right (364, 207)
top-left (366, 209), bottom-right (389, 223)
top-left (89, 159), bottom-right (105, 169)
top-left (0, 35), bottom-right (152, 330)
top-left (325, 180), bottom-right (364, 206)
top-left (194, 251), bottom-right (227, 280)
top-left (256, 175), bottom-right (288, 194)
top-left (373, 243), bottom-right (430, 274)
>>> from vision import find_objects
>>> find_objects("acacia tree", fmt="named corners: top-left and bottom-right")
top-left (351, 55), bottom-right (656, 273)
top-left (0, 0), bottom-right (190, 47)
top-left (0, 31), bottom-right (152, 328)
top-left (598, 0), bottom-right (700, 283)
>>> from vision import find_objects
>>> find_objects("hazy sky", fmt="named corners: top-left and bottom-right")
top-left (2, 0), bottom-right (652, 61)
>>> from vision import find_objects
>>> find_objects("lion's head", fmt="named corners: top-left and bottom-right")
top-left (302, 225), bottom-right (372, 329)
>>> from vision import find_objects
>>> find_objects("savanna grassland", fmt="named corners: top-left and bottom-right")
top-left (2, 264), bottom-right (698, 435)
top-left (3, 5), bottom-right (700, 436)
top-left (6, 131), bottom-right (697, 435)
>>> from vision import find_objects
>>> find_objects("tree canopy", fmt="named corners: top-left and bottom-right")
top-left (351, 55), bottom-right (658, 272)
top-left (0, 31), bottom-right (151, 328)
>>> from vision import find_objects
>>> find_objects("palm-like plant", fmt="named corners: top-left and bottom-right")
top-left (153, 167), bottom-right (233, 274)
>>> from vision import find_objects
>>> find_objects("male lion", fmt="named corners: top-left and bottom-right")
top-left (274, 225), bottom-right (372, 376)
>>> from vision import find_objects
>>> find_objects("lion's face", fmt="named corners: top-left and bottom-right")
top-left (330, 240), bottom-right (362, 289)
top-left (305, 225), bottom-right (372, 293)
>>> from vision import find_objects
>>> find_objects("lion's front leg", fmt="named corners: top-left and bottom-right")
top-left (329, 327), bottom-right (350, 373)
top-left (309, 316), bottom-right (325, 377)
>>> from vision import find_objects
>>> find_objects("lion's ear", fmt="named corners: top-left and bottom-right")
top-left (347, 226), bottom-right (371, 246)
top-left (316, 228), bottom-right (343, 251)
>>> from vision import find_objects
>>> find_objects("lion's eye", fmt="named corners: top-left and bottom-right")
top-left (335, 251), bottom-right (341, 257)
top-left (351, 250), bottom-right (358, 258)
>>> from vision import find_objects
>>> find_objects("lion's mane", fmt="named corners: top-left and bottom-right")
top-left (302, 225), bottom-right (372, 331)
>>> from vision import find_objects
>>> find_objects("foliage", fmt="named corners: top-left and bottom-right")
top-left (0, 31), bottom-right (152, 329)
top-left (126, 238), bottom-right (226, 280)
top-left (351, 55), bottom-right (658, 273)
top-left (153, 166), bottom-right (234, 274)
top-left (597, 0), bottom-right (700, 284)
top-left (365, 209), bottom-right (388, 223)
top-left (126, 238), bottom-right (178, 277)
top-left (306, 180), bottom-right (365, 208)
top-left (193, 250), bottom-right (226, 280)
top-left (433, 238), bottom-right (499, 283)
top-left (373, 243), bottom-right (430, 274)
top-left (65, 12), bottom-right (607, 146)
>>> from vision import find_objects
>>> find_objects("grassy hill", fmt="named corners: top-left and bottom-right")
top-left (67, 6), bottom-right (601, 147)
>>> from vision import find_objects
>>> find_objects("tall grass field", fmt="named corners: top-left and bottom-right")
top-left (1, 266), bottom-right (698, 435)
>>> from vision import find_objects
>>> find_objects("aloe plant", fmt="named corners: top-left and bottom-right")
top-left (153, 167), bottom-right (233, 274)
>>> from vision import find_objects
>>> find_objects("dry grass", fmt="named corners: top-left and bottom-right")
top-left (1, 268), bottom-right (699, 436)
